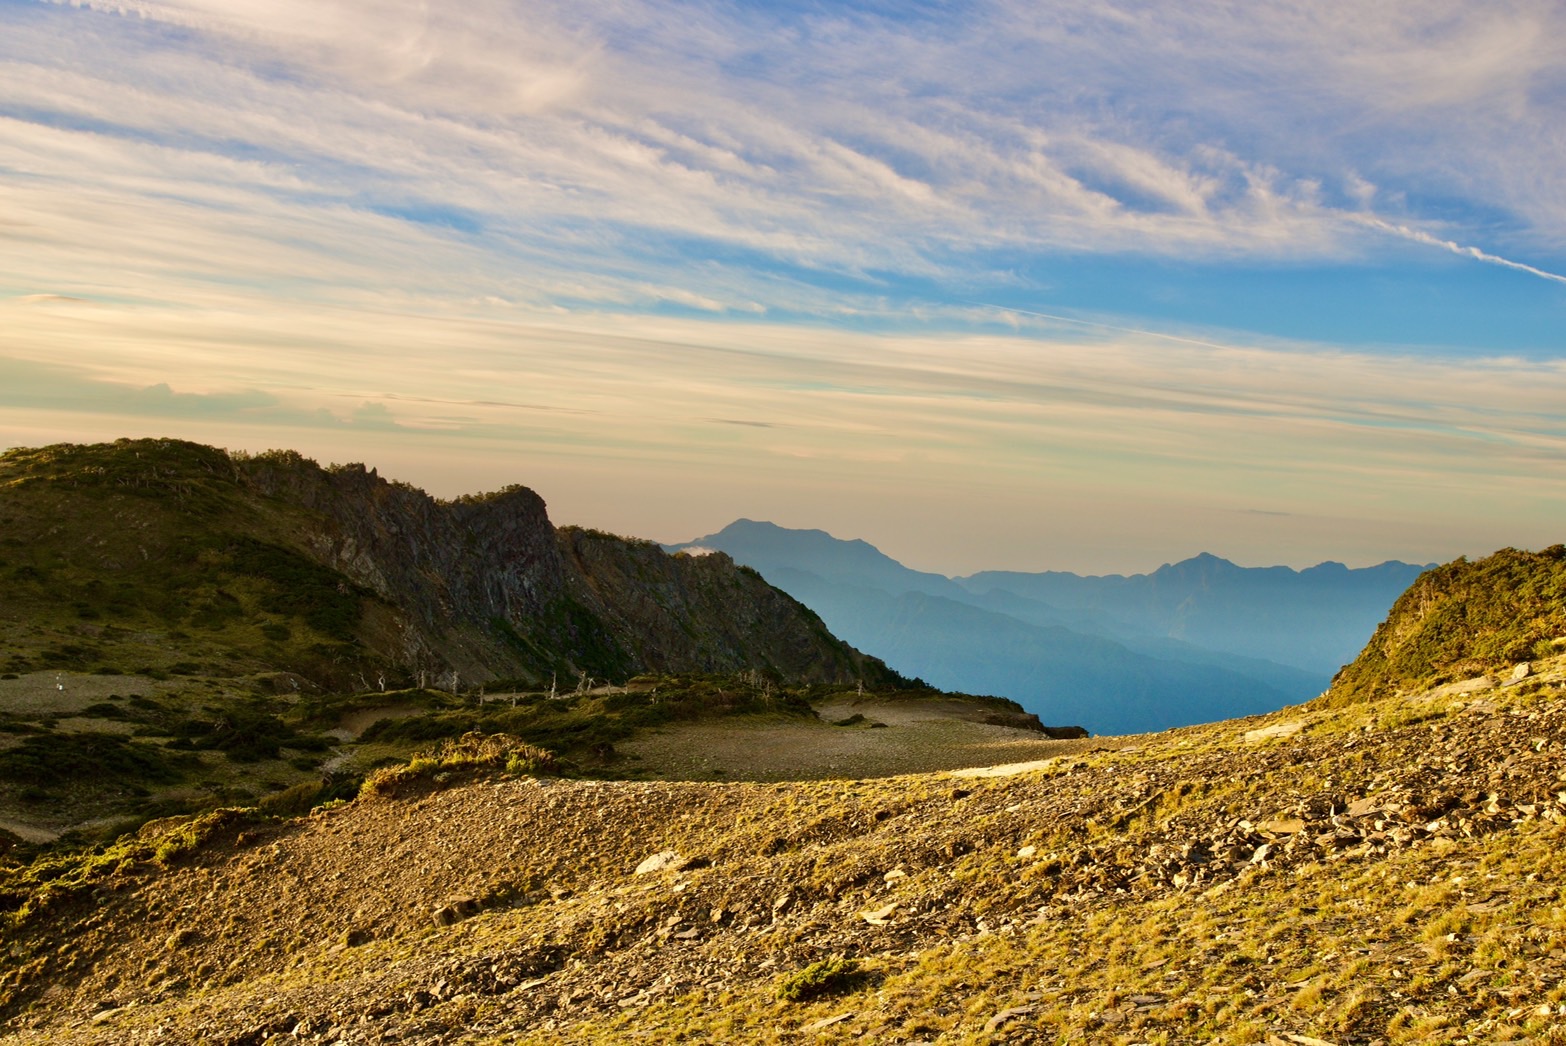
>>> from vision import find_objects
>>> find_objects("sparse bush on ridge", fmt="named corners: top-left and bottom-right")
top-left (359, 732), bottom-right (558, 797)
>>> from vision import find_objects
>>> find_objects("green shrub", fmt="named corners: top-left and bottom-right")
top-left (80, 702), bottom-right (128, 719)
top-left (1327, 546), bottom-right (1566, 705)
top-left (0, 731), bottom-right (190, 784)
top-left (255, 776), bottom-right (358, 818)
top-left (360, 732), bottom-right (557, 796)
top-left (167, 700), bottom-right (328, 762)
top-left (776, 957), bottom-right (865, 1003)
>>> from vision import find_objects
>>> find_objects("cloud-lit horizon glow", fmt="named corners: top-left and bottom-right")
top-left (3, 0), bottom-right (1564, 575)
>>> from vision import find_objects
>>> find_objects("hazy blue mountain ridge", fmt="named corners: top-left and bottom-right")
top-left (757, 566), bottom-right (1299, 734)
top-left (679, 519), bottom-right (968, 600)
top-left (672, 521), bottom-right (1429, 734)
top-left (960, 552), bottom-right (1431, 673)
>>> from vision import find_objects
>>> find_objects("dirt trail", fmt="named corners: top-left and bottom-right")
top-left (0, 818), bottom-right (56, 844)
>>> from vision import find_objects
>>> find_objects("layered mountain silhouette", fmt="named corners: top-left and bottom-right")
top-left (670, 520), bottom-right (1430, 733)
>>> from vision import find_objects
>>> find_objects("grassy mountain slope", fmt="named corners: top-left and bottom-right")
top-left (1325, 545), bottom-right (1566, 706)
top-left (2, 659), bottom-right (1564, 1043)
top-left (0, 439), bottom-right (899, 841)
top-left (0, 439), bottom-right (893, 691)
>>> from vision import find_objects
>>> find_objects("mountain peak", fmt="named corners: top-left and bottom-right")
top-left (670, 520), bottom-right (962, 600)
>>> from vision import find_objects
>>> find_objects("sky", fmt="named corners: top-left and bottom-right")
top-left (2, 0), bottom-right (1564, 576)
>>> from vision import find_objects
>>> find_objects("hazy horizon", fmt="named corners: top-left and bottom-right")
top-left (4, 1), bottom-right (1563, 576)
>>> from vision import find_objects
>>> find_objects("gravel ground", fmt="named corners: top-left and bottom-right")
top-left (7, 678), bottom-right (1566, 1045)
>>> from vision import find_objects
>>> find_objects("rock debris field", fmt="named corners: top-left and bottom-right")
top-left (5, 677), bottom-right (1566, 1045)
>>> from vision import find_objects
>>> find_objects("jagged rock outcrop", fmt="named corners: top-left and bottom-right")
top-left (0, 439), bottom-right (893, 688)
top-left (235, 454), bottom-right (889, 685)
top-left (558, 528), bottom-right (871, 683)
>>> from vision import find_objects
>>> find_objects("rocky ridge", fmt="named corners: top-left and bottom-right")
top-left (0, 439), bottom-right (894, 689)
top-left (1326, 545), bottom-right (1566, 706)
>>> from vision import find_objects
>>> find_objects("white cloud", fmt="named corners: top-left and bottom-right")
top-left (6, 297), bottom-right (1566, 570)
top-left (3, 0), bottom-right (1564, 573)
top-left (7, 0), bottom-right (1556, 318)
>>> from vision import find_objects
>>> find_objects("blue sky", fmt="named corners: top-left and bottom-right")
top-left (2, 0), bottom-right (1563, 574)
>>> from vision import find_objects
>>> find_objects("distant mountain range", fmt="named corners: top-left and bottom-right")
top-left (669, 520), bottom-right (1432, 734)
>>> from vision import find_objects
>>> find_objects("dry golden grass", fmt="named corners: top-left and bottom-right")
top-left (4, 666), bottom-right (1566, 1045)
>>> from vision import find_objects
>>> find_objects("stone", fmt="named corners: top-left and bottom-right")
top-left (432, 896), bottom-right (480, 926)
top-left (634, 850), bottom-right (684, 875)
top-left (800, 1012), bottom-right (856, 1033)
top-left (1244, 721), bottom-right (1304, 742)
top-left (91, 1006), bottom-right (134, 1025)
top-left (1511, 662), bottom-right (1532, 682)
top-left (1017, 845), bottom-right (1037, 858)
top-left (983, 1005), bottom-right (1037, 1033)
top-left (1259, 819), bottom-right (1306, 835)
top-left (1430, 675), bottom-right (1496, 698)
top-left (1345, 797), bottom-right (1380, 818)
top-left (862, 903), bottom-right (897, 926)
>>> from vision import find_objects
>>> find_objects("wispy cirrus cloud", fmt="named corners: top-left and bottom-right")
top-left (6, 0), bottom-right (1561, 321)
top-left (3, 0), bottom-right (1565, 572)
top-left (5, 291), bottom-right (1566, 571)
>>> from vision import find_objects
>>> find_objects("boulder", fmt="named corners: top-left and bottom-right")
top-left (634, 851), bottom-right (684, 875)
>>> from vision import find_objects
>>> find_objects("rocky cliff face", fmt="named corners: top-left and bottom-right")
top-left (0, 439), bottom-right (892, 689)
top-left (237, 455), bottom-right (582, 681)
top-left (557, 529), bottom-right (871, 682)
top-left (237, 453), bottom-right (889, 685)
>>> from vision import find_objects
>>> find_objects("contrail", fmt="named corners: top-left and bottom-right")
top-left (1356, 216), bottom-right (1566, 287)
top-left (962, 302), bottom-right (1237, 350)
